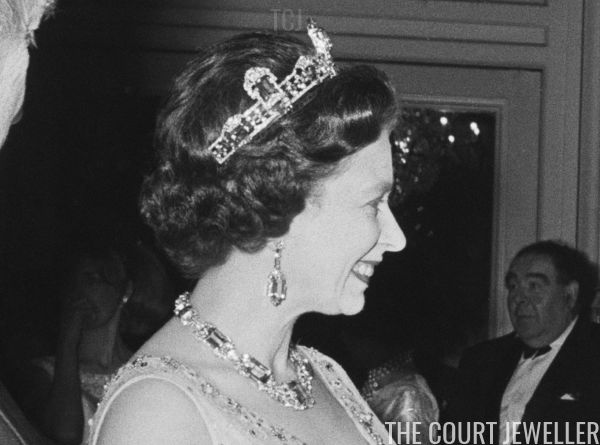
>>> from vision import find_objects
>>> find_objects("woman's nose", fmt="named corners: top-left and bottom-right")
top-left (379, 203), bottom-right (406, 252)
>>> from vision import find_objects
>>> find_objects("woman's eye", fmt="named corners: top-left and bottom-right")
top-left (84, 271), bottom-right (102, 283)
top-left (367, 199), bottom-right (382, 213)
top-left (366, 193), bottom-right (390, 216)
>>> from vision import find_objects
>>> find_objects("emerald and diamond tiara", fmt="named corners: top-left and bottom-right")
top-left (208, 19), bottom-right (337, 164)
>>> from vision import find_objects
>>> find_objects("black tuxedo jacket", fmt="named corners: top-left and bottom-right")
top-left (451, 319), bottom-right (600, 443)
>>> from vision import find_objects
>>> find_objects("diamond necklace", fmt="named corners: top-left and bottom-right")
top-left (174, 292), bottom-right (315, 410)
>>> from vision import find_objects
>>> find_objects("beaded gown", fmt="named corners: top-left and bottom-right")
top-left (88, 346), bottom-right (389, 444)
top-left (361, 354), bottom-right (439, 445)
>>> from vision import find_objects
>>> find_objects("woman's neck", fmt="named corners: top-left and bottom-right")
top-left (188, 250), bottom-right (301, 380)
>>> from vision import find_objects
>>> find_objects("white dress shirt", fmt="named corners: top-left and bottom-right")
top-left (499, 317), bottom-right (577, 444)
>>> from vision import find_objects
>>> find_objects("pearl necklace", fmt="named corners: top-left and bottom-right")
top-left (174, 292), bottom-right (315, 410)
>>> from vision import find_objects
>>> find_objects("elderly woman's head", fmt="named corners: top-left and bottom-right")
top-left (0, 0), bottom-right (55, 147)
top-left (141, 27), bottom-right (405, 298)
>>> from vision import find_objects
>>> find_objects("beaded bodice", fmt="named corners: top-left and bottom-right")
top-left (32, 356), bottom-right (113, 403)
top-left (88, 346), bottom-right (387, 445)
top-left (80, 371), bottom-right (112, 403)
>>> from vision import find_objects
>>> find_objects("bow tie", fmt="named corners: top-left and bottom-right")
top-left (521, 343), bottom-right (551, 359)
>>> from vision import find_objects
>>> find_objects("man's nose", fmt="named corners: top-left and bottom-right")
top-left (509, 285), bottom-right (529, 305)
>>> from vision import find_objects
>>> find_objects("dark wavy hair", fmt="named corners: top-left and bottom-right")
top-left (141, 31), bottom-right (398, 278)
top-left (512, 240), bottom-right (599, 314)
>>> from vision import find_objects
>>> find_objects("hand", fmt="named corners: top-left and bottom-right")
top-left (57, 290), bottom-right (94, 349)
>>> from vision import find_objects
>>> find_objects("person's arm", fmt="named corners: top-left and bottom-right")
top-left (37, 295), bottom-right (89, 445)
top-left (94, 378), bottom-right (212, 445)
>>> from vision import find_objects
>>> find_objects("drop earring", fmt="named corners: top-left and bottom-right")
top-left (122, 280), bottom-right (133, 305)
top-left (267, 241), bottom-right (287, 306)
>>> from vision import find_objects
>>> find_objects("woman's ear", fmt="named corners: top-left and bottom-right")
top-left (122, 279), bottom-right (134, 305)
top-left (266, 239), bottom-right (285, 252)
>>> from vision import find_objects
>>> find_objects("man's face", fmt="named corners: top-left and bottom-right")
top-left (505, 253), bottom-right (577, 347)
top-left (591, 289), bottom-right (600, 324)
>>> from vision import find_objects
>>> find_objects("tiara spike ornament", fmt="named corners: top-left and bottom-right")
top-left (208, 19), bottom-right (337, 164)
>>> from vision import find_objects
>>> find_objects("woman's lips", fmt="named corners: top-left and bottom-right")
top-left (351, 261), bottom-right (378, 284)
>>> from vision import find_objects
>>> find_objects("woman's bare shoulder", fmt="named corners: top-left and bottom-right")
top-left (92, 376), bottom-right (212, 445)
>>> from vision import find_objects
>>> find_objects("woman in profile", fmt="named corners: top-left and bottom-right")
top-left (90, 21), bottom-right (406, 444)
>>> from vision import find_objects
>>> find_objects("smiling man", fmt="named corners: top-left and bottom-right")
top-left (452, 240), bottom-right (600, 445)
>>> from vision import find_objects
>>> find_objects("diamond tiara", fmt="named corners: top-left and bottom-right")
top-left (208, 19), bottom-right (337, 164)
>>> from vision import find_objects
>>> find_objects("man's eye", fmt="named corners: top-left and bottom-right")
top-left (527, 281), bottom-right (540, 291)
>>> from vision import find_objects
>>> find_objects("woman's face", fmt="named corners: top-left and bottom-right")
top-left (72, 253), bottom-right (128, 329)
top-left (286, 128), bottom-right (406, 315)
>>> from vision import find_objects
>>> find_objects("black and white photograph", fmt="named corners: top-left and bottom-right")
top-left (1, 1), bottom-right (599, 444)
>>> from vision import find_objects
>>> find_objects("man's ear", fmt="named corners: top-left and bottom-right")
top-left (565, 281), bottom-right (579, 311)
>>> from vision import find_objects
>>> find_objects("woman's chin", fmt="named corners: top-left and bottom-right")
top-left (338, 291), bottom-right (366, 316)
top-left (312, 294), bottom-right (365, 316)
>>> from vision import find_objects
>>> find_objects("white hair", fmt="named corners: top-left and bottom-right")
top-left (0, 0), bottom-right (56, 148)
top-left (0, 0), bottom-right (56, 38)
